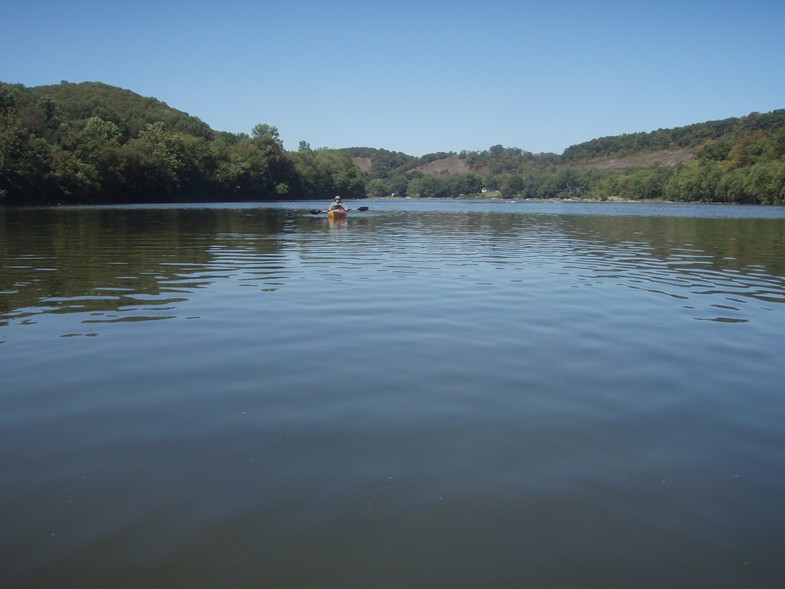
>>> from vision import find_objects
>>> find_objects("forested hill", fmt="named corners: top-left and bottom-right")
top-left (2, 80), bottom-right (784, 205)
top-left (1, 81), bottom-right (366, 205)
top-left (562, 110), bottom-right (785, 161)
top-left (346, 109), bottom-right (785, 204)
top-left (30, 82), bottom-right (216, 140)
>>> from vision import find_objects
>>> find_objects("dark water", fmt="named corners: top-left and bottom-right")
top-left (2, 200), bottom-right (784, 588)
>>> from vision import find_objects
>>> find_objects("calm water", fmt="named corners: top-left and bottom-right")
top-left (2, 200), bottom-right (784, 588)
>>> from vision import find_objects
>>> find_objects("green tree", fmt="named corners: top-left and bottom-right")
top-left (0, 103), bottom-right (53, 203)
top-left (499, 174), bottom-right (524, 198)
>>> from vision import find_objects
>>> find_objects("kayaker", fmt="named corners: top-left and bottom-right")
top-left (329, 196), bottom-right (346, 211)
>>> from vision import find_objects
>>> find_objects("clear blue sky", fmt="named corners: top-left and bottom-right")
top-left (3, 0), bottom-right (783, 156)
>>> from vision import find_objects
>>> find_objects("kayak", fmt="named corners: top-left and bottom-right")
top-left (309, 206), bottom-right (367, 218)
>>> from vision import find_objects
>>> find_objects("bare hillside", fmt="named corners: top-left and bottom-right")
top-left (351, 157), bottom-right (372, 173)
top-left (417, 156), bottom-right (472, 175)
top-left (399, 149), bottom-right (695, 177)
top-left (572, 148), bottom-right (695, 171)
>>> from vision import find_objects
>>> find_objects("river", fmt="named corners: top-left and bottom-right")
top-left (2, 200), bottom-right (784, 588)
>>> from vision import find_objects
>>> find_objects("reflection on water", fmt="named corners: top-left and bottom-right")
top-left (2, 201), bottom-right (785, 588)
top-left (0, 208), bottom-right (288, 328)
top-left (2, 204), bottom-right (784, 333)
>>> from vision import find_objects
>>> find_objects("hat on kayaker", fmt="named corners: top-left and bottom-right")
top-left (334, 196), bottom-right (342, 201)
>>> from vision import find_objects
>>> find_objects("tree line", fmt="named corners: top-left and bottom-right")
top-left (2, 81), bottom-right (784, 205)
top-left (362, 155), bottom-right (785, 204)
top-left (1, 82), bottom-right (365, 205)
top-left (352, 111), bottom-right (785, 204)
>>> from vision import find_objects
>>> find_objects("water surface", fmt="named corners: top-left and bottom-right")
top-left (2, 200), bottom-right (784, 588)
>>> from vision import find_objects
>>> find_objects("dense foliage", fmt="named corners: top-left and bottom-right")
top-left (353, 111), bottom-right (785, 204)
top-left (0, 82), bottom-right (365, 204)
top-left (562, 111), bottom-right (785, 161)
top-left (2, 81), bottom-right (784, 205)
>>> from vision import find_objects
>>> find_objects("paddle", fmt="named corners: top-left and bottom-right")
top-left (309, 206), bottom-right (369, 214)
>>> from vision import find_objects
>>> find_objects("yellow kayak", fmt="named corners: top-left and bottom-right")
top-left (309, 206), bottom-right (367, 218)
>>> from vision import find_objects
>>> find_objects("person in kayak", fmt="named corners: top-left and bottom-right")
top-left (329, 196), bottom-right (346, 212)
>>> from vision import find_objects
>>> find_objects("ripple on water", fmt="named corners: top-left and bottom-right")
top-left (1, 203), bottom-right (784, 588)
